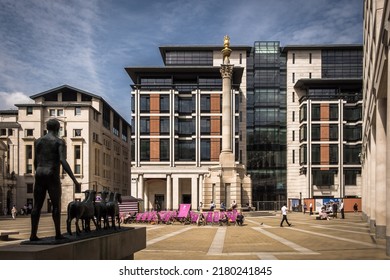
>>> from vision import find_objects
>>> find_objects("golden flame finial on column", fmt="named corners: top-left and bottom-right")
top-left (223, 35), bottom-right (230, 49)
top-left (222, 35), bottom-right (232, 64)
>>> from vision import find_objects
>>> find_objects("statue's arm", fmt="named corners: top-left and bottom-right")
top-left (59, 141), bottom-right (79, 186)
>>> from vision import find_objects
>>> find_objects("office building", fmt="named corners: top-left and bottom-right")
top-left (285, 45), bottom-right (363, 207)
top-left (126, 44), bottom-right (251, 211)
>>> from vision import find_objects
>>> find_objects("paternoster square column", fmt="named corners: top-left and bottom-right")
top-left (220, 35), bottom-right (234, 160)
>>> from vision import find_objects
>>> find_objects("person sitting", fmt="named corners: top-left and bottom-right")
top-left (316, 208), bottom-right (330, 220)
top-left (220, 201), bottom-right (226, 212)
top-left (231, 200), bottom-right (237, 210)
top-left (196, 213), bottom-right (205, 226)
top-left (219, 212), bottom-right (228, 226)
top-left (236, 212), bottom-right (244, 226)
top-left (210, 201), bottom-right (215, 211)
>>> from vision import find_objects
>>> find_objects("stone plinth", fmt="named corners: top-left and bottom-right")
top-left (0, 227), bottom-right (146, 260)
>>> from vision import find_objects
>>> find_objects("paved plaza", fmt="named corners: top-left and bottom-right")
top-left (0, 212), bottom-right (389, 260)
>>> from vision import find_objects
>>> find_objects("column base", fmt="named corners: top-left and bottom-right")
top-left (375, 225), bottom-right (386, 239)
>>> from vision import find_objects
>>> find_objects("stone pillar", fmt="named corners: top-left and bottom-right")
top-left (172, 176), bottom-right (179, 210)
top-left (166, 174), bottom-right (172, 210)
top-left (375, 98), bottom-right (386, 238)
top-left (191, 177), bottom-right (198, 211)
top-left (220, 64), bottom-right (233, 153)
top-left (144, 181), bottom-right (149, 211)
top-left (199, 174), bottom-right (204, 205)
top-left (138, 174), bottom-right (144, 201)
top-left (370, 124), bottom-right (376, 233)
top-left (386, 49), bottom-right (390, 256)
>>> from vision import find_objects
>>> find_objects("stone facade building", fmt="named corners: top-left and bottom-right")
top-left (0, 85), bottom-right (131, 213)
top-left (362, 0), bottom-right (390, 255)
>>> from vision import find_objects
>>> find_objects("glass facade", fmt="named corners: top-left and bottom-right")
top-left (247, 41), bottom-right (287, 202)
top-left (165, 51), bottom-right (213, 66)
top-left (322, 49), bottom-right (363, 78)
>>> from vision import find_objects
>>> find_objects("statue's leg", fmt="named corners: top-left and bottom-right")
top-left (30, 182), bottom-right (46, 241)
top-left (48, 182), bottom-right (64, 239)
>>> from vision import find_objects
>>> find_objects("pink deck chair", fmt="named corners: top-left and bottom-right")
top-left (176, 204), bottom-right (191, 223)
top-left (205, 211), bottom-right (213, 225)
top-left (147, 211), bottom-right (157, 223)
top-left (212, 211), bottom-right (220, 225)
top-left (135, 213), bottom-right (143, 223)
top-left (191, 212), bottom-right (199, 224)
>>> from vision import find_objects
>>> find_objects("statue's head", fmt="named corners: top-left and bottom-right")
top-left (46, 118), bottom-right (60, 133)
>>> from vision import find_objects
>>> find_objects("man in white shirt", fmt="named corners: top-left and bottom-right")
top-left (280, 204), bottom-right (292, 227)
top-left (340, 200), bottom-right (345, 219)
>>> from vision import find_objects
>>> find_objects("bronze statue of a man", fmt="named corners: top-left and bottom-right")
top-left (30, 118), bottom-right (80, 241)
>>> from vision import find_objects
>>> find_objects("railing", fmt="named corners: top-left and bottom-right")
top-left (252, 201), bottom-right (285, 211)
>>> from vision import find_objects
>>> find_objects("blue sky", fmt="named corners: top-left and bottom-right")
top-left (0, 0), bottom-right (363, 122)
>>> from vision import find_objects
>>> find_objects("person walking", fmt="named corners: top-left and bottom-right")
top-left (340, 200), bottom-right (345, 219)
top-left (303, 204), bottom-right (307, 214)
top-left (353, 203), bottom-right (358, 214)
top-left (309, 202), bottom-right (313, 215)
top-left (280, 204), bottom-right (291, 227)
top-left (11, 205), bottom-right (17, 219)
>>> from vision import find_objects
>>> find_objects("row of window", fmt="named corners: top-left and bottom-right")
top-left (138, 139), bottom-right (240, 162)
top-left (298, 144), bottom-right (361, 165)
top-left (298, 124), bottom-right (362, 141)
top-left (299, 104), bottom-right (362, 122)
top-left (138, 94), bottom-right (234, 114)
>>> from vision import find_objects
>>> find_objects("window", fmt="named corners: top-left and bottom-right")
top-left (25, 129), bottom-right (33, 137)
top-left (330, 104), bottom-right (338, 120)
top-left (26, 164), bottom-right (33, 174)
top-left (292, 73), bottom-right (295, 83)
top-left (201, 117), bottom-right (211, 135)
top-left (311, 104), bottom-right (320, 120)
top-left (74, 164), bottom-right (81, 174)
top-left (312, 144), bottom-right (320, 164)
top-left (292, 150), bottom-right (295, 164)
top-left (292, 53), bottom-right (295, 64)
top-left (140, 95), bottom-right (150, 113)
top-left (160, 95), bottom-right (170, 113)
top-left (239, 53), bottom-right (242, 64)
top-left (201, 139), bottom-right (210, 161)
top-left (344, 168), bottom-right (360, 185)
top-left (300, 125), bottom-right (307, 141)
top-left (27, 107), bottom-right (33, 115)
top-left (0, 129), bottom-right (6, 136)
top-left (27, 183), bottom-right (33, 193)
top-left (26, 145), bottom-right (33, 159)
top-left (300, 105), bottom-right (307, 121)
top-left (329, 124), bottom-right (338, 140)
top-left (309, 72), bottom-right (312, 79)
top-left (57, 109), bottom-right (64, 116)
top-left (312, 169), bottom-right (335, 186)
top-left (8, 129), bottom-right (13, 136)
top-left (75, 145), bottom-right (81, 159)
top-left (73, 129), bottom-right (82, 137)
top-left (292, 92), bottom-right (295, 103)
top-left (329, 145), bottom-right (338, 164)
top-left (93, 111), bottom-right (99, 122)
top-left (49, 109), bottom-right (56, 116)
top-left (160, 117), bottom-right (170, 135)
top-left (175, 140), bottom-right (195, 161)
top-left (140, 117), bottom-right (150, 135)
top-left (140, 139), bottom-right (150, 161)
top-left (292, 111), bottom-right (295, 122)
top-left (309, 53), bottom-right (312, 64)
top-left (311, 124), bottom-right (320, 141)
top-left (160, 139), bottom-right (169, 161)
top-left (75, 107), bottom-right (81, 115)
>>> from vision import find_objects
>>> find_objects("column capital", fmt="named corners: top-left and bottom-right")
top-left (220, 64), bottom-right (233, 79)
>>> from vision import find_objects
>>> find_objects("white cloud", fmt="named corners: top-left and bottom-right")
top-left (0, 91), bottom-right (33, 110)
